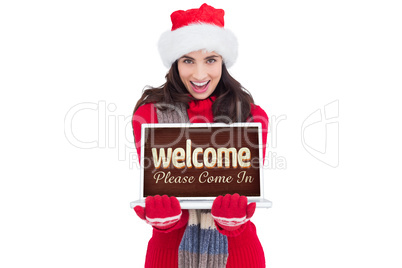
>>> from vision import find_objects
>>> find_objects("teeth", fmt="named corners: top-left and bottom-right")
top-left (192, 81), bottom-right (209, 87)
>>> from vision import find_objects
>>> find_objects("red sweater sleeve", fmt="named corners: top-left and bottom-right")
top-left (250, 104), bottom-right (269, 161)
top-left (144, 210), bottom-right (189, 268)
top-left (226, 222), bottom-right (266, 268)
top-left (132, 103), bottom-right (158, 161)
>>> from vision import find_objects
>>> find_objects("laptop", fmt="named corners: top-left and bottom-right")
top-left (130, 122), bottom-right (272, 209)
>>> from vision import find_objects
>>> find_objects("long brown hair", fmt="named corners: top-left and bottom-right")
top-left (134, 61), bottom-right (254, 123)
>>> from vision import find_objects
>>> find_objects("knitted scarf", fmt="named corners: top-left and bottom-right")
top-left (155, 102), bottom-right (229, 268)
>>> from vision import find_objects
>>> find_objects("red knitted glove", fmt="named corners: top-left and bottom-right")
top-left (211, 193), bottom-right (256, 231)
top-left (134, 195), bottom-right (182, 230)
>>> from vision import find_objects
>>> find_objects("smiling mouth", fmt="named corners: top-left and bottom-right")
top-left (190, 81), bottom-right (210, 93)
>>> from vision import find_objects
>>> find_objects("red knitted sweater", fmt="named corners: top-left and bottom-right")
top-left (132, 98), bottom-right (269, 268)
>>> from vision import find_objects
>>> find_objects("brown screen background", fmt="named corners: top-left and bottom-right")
top-left (143, 126), bottom-right (261, 198)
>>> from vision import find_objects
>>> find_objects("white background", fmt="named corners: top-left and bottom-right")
top-left (1, 0), bottom-right (401, 267)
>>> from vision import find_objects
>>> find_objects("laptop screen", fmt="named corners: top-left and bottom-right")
top-left (139, 123), bottom-right (264, 202)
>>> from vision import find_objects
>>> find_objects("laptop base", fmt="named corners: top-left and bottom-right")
top-left (130, 199), bottom-right (272, 210)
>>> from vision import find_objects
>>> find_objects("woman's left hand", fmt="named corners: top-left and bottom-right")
top-left (211, 193), bottom-right (256, 231)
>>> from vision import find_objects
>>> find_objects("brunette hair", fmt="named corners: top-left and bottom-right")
top-left (134, 61), bottom-right (254, 123)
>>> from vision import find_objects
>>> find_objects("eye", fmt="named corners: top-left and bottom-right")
top-left (206, 59), bottom-right (216, 64)
top-left (183, 59), bottom-right (193, 64)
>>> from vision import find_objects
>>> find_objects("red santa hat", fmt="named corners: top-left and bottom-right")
top-left (158, 3), bottom-right (238, 68)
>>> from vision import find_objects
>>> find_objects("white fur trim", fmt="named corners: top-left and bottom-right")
top-left (158, 23), bottom-right (238, 68)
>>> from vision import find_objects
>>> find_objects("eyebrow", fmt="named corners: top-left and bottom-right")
top-left (205, 55), bottom-right (220, 60)
top-left (180, 55), bottom-right (220, 60)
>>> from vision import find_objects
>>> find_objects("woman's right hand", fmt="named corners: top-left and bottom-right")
top-left (134, 195), bottom-right (182, 229)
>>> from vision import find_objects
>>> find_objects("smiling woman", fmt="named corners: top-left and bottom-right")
top-left (131, 3), bottom-right (269, 268)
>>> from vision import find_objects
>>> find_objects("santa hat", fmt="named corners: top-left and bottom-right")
top-left (158, 3), bottom-right (238, 68)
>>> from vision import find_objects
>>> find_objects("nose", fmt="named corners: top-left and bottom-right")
top-left (193, 63), bottom-right (208, 81)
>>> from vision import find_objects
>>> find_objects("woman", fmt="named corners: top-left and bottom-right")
top-left (132, 4), bottom-right (268, 268)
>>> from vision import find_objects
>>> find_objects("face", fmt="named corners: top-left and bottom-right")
top-left (177, 50), bottom-right (222, 100)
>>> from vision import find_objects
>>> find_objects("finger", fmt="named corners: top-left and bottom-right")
top-left (212, 195), bottom-right (223, 216)
top-left (153, 195), bottom-right (163, 209)
top-left (145, 195), bottom-right (155, 209)
top-left (213, 195), bottom-right (223, 208)
top-left (239, 195), bottom-right (248, 211)
top-left (221, 194), bottom-right (232, 208)
top-left (134, 206), bottom-right (146, 220)
top-left (246, 202), bottom-right (256, 219)
top-left (170, 196), bottom-right (181, 213)
top-left (231, 193), bottom-right (240, 208)
top-left (161, 195), bottom-right (170, 209)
